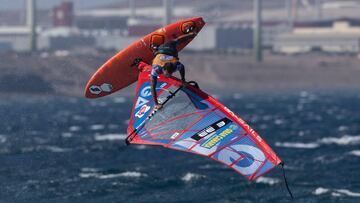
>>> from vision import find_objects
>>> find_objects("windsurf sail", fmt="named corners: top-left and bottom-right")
top-left (126, 71), bottom-right (282, 180)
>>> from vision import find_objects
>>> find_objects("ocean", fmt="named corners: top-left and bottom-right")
top-left (0, 91), bottom-right (359, 202)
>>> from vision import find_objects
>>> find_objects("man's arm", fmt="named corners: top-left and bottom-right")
top-left (179, 66), bottom-right (186, 82)
top-left (151, 77), bottom-right (163, 110)
top-left (151, 77), bottom-right (159, 105)
top-left (178, 64), bottom-right (188, 88)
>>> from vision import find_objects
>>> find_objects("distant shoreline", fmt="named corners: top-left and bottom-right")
top-left (0, 52), bottom-right (360, 97)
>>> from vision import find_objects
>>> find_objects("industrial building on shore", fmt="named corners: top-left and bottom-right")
top-left (1, 0), bottom-right (360, 55)
top-left (274, 18), bottom-right (360, 54)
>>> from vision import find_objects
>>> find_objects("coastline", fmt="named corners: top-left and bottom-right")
top-left (0, 52), bottom-right (359, 98)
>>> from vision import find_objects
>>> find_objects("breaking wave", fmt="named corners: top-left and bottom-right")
top-left (334, 189), bottom-right (360, 197)
top-left (275, 142), bottom-right (319, 149)
top-left (313, 187), bottom-right (360, 197)
top-left (313, 187), bottom-right (329, 195)
top-left (79, 169), bottom-right (147, 179)
top-left (255, 177), bottom-right (281, 185)
top-left (181, 172), bottom-right (205, 182)
top-left (319, 135), bottom-right (360, 145)
top-left (69, 126), bottom-right (81, 132)
top-left (349, 150), bottom-right (360, 157)
top-left (276, 135), bottom-right (360, 149)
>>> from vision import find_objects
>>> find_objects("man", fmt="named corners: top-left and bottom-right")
top-left (151, 62), bottom-right (186, 110)
top-left (133, 31), bottom-right (197, 110)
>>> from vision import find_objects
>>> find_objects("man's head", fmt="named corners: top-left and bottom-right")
top-left (163, 63), bottom-right (175, 78)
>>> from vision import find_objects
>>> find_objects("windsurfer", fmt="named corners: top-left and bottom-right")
top-left (133, 32), bottom-right (197, 110)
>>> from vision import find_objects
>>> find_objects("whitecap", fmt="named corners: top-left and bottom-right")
top-left (135, 145), bottom-right (148, 150)
top-left (181, 173), bottom-right (205, 182)
top-left (255, 177), bottom-right (280, 185)
top-left (81, 168), bottom-right (100, 172)
top-left (198, 164), bottom-right (214, 169)
top-left (298, 131), bottom-right (305, 136)
top-left (90, 101), bottom-right (107, 107)
top-left (275, 142), bottom-right (319, 149)
top-left (110, 171), bottom-right (147, 178)
top-left (276, 135), bottom-right (360, 150)
top-left (44, 146), bottom-right (71, 153)
top-left (331, 192), bottom-right (342, 197)
top-left (113, 97), bottom-right (126, 103)
top-left (313, 187), bottom-right (330, 195)
top-left (0, 135), bottom-right (7, 143)
top-left (98, 173), bottom-right (127, 179)
top-left (94, 134), bottom-right (127, 141)
top-left (335, 189), bottom-right (360, 197)
top-left (69, 126), bottom-right (81, 132)
top-left (338, 126), bottom-right (348, 131)
top-left (79, 171), bottom-right (147, 179)
top-left (72, 115), bottom-right (88, 121)
top-left (262, 115), bottom-right (272, 121)
top-left (90, 124), bottom-right (105, 130)
top-left (349, 150), bottom-right (360, 157)
top-left (20, 146), bottom-right (71, 153)
top-left (312, 187), bottom-right (360, 197)
top-left (61, 132), bottom-right (73, 138)
top-left (274, 119), bottom-right (285, 125)
top-left (79, 172), bottom-right (98, 178)
top-left (319, 135), bottom-right (360, 146)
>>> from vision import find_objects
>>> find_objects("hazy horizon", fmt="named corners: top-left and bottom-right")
top-left (0, 0), bottom-right (122, 11)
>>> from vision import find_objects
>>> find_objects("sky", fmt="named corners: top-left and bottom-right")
top-left (0, 0), bottom-right (122, 10)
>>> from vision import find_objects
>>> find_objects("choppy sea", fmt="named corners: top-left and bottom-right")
top-left (0, 91), bottom-right (359, 202)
